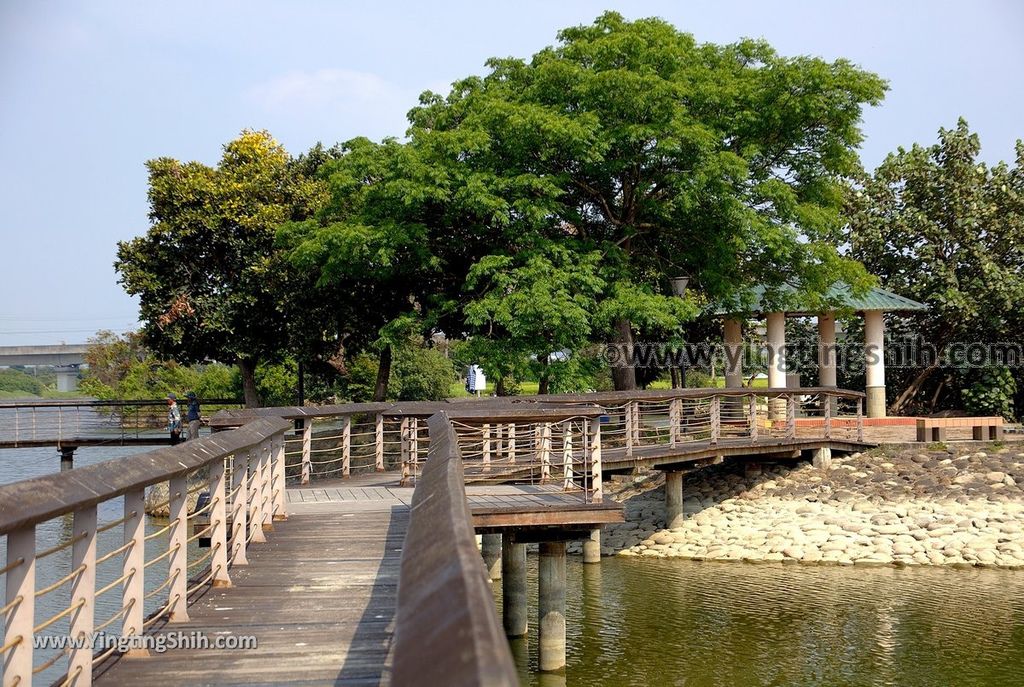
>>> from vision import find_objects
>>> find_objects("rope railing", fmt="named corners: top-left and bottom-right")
top-left (0, 387), bottom-right (865, 686)
top-left (0, 417), bottom-right (290, 686)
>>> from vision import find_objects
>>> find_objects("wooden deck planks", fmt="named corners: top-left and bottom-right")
top-left (96, 505), bottom-right (407, 687)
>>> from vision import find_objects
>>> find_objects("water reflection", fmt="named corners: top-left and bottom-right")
top-left (495, 556), bottom-right (1024, 687)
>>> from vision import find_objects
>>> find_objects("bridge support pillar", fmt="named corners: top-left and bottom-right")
top-left (60, 445), bottom-right (76, 471)
top-left (502, 535), bottom-right (527, 638)
top-left (665, 470), bottom-right (685, 528)
top-left (538, 541), bottom-right (567, 672)
top-left (582, 528), bottom-right (601, 563)
top-left (481, 533), bottom-right (502, 580)
top-left (812, 446), bottom-right (832, 470)
top-left (54, 364), bottom-right (80, 392)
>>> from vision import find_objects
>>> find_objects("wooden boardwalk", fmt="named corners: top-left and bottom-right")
top-left (94, 475), bottom-right (620, 686)
top-left (96, 488), bottom-right (406, 686)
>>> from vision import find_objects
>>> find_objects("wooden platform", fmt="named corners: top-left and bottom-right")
top-left (96, 502), bottom-right (405, 686)
top-left (94, 475), bottom-right (621, 686)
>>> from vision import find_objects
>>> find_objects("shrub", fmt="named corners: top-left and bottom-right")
top-left (962, 366), bottom-right (1017, 420)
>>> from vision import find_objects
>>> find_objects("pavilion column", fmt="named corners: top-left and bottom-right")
top-left (766, 311), bottom-right (787, 420)
top-left (818, 312), bottom-right (838, 417)
top-left (864, 310), bottom-right (887, 418)
top-left (817, 313), bottom-right (837, 388)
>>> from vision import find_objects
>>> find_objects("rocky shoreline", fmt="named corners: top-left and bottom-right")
top-left (580, 442), bottom-right (1024, 569)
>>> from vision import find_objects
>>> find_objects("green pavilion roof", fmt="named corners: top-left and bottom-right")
top-left (713, 282), bottom-right (928, 316)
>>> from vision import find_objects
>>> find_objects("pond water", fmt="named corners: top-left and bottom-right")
top-left (500, 554), bottom-right (1024, 687)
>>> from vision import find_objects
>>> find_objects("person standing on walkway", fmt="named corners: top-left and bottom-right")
top-left (186, 391), bottom-right (201, 441)
top-left (167, 392), bottom-right (182, 445)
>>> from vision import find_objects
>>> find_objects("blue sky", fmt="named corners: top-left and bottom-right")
top-left (1, 0), bottom-right (1021, 346)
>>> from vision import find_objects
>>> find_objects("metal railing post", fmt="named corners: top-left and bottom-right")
top-left (633, 401), bottom-right (642, 445)
top-left (209, 458), bottom-right (232, 587)
top-left (400, 417), bottom-right (410, 473)
top-left (411, 418), bottom-right (420, 475)
top-left (857, 397), bottom-right (865, 442)
top-left (250, 448), bottom-right (267, 544)
top-left (562, 422), bottom-right (574, 489)
top-left (342, 416), bottom-right (352, 478)
top-left (301, 419), bottom-right (312, 485)
top-left (749, 395), bottom-right (759, 442)
top-left (271, 433), bottom-right (287, 521)
top-left (122, 489), bottom-right (147, 645)
top-left (482, 423), bottom-right (492, 470)
top-left (589, 416), bottom-right (603, 502)
top-left (625, 402), bottom-right (634, 457)
top-left (375, 412), bottom-right (384, 471)
top-left (824, 393), bottom-right (833, 439)
top-left (259, 440), bottom-right (272, 532)
top-left (508, 423), bottom-right (516, 464)
top-left (4, 526), bottom-right (36, 685)
top-left (786, 395), bottom-right (797, 439)
top-left (68, 505), bottom-right (97, 685)
top-left (710, 396), bottom-right (721, 445)
top-left (168, 475), bottom-right (191, 622)
top-left (230, 452), bottom-right (250, 566)
top-left (669, 398), bottom-right (681, 447)
top-left (539, 422), bottom-right (552, 480)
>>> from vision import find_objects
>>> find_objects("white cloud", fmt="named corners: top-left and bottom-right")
top-left (247, 68), bottom-right (407, 113)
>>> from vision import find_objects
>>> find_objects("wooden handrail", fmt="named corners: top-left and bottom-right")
top-left (208, 400), bottom-right (605, 428)
top-left (392, 412), bottom-right (518, 687)
top-left (0, 398), bottom-right (243, 409)
top-left (516, 386), bottom-right (867, 403)
top-left (0, 417), bottom-right (292, 535)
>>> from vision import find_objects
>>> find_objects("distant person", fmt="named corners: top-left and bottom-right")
top-left (186, 391), bottom-right (201, 441)
top-left (167, 393), bottom-right (182, 445)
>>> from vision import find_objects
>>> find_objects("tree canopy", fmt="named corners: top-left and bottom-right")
top-left (115, 130), bottom-right (325, 406)
top-left (280, 12), bottom-right (887, 392)
top-left (848, 119), bottom-right (1024, 415)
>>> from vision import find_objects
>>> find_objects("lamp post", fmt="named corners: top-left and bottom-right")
top-left (671, 276), bottom-right (690, 388)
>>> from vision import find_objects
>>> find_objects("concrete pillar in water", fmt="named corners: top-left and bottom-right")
top-left (582, 528), bottom-right (601, 564)
top-left (665, 470), bottom-right (684, 528)
top-left (539, 541), bottom-right (567, 672)
top-left (60, 446), bottom-right (76, 471)
top-left (502, 536), bottom-right (527, 638)
top-left (812, 446), bottom-right (832, 470)
top-left (481, 532), bottom-right (502, 580)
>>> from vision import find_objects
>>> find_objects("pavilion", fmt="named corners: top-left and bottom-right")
top-left (715, 283), bottom-right (928, 418)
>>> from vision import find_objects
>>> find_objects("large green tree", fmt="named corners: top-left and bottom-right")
top-left (848, 119), bottom-right (1024, 414)
top-left (116, 130), bottom-right (324, 406)
top-left (405, 12), bottom-right (885, 389)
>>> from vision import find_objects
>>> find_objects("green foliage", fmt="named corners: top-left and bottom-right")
top-left (342, 342), bottom-right (455, 402)
top-left (254, 359), bottom-right (298, 407)
top-left (0, 369), bottom-right (43, 396)
top-left (81, 331), bottom-right (240, 401)
top-left (115, 130), bottom-right (326, 406)
top-left (848, 120), bottom-right (1024, 413)
top-left (274, 13), bottom-right (885, 395)
top-left (962, 367), bottom-right (1017, 421)
top-left (391, 345), bottom-right (456, 401)
top-left (407, 12), bottom-right (883, 340)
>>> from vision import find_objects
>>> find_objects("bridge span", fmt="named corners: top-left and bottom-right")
top-left (0, 388), bottom-right (870, 686)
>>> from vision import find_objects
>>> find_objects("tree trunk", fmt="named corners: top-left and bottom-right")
top-left (889, 363), bottom-right (940, 415)
top-left (237, 358), bottom-right (260, 408)
top-left (611, 318), bottom-right (637, 391)
top-left (496, 376), bottom-right (507, 397)
top-left (670, 367), bottom-right (679, 389)
top-left (538, 353), bottom-right (550, 395)
top-left (373, 345), bottom-right (393, 402)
